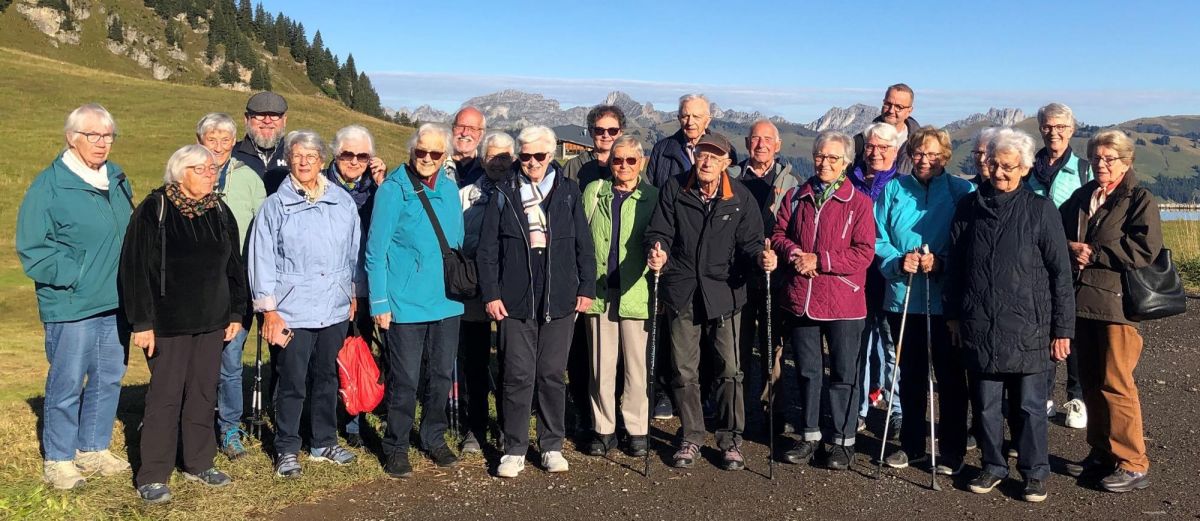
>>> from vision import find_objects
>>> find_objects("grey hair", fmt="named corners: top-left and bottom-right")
top-left (1037, 102), bottom-right (1076, 127)
top-left (677, 93), bottom-right (710, 116)
top-left (195, 112), bottom-right (237, 140)
top-left (861, 122), bottom-right (901, 148)
top-left (611, 135), bottom-right (645, 157)
top-left (516, 125), bottom-right (557, 152)
top-left (987, 127), bottom-right (1037, 167)
top-left (64, 103), bottom-right (116, 146)
top-left (453, 106), bottom-right (487, 129)
top-left (974, 126), bottom-right (1001, 149)
top-left (406, 123), bottom-right (452, 157)
top-left (283, 130), bottom-right (328, 166)
top-left (478, 131), bottom-right (515, 157)
top-left (332, 124), bottom-right (376, 155)
top-left (163, 144), bottom-right (216, 184)
top-left (813, 131), bottom-right (855, 167)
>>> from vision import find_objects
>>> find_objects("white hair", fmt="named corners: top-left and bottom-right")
top-left (677, 93), bottom-right (710, 116)
top-left (611, 135), bottom-right (645, 157)
top-left (407, 123), bottom-right (452, 156)
top-left (332, 125), bottom-right (376, 155)
top-left (64, 103), bottom-right (116, 147)
top-left (1037, 102), bottom-right (1076, 127)
top-left (284, 130), bottom-right (328, 166)
top-left (974, 127), bottom-right (1001, 149)
top-left (516, 125), bottom-right (557, 152)
top-left (196, 112), bottom-right (237, 140)
top-left (987, 127), bottom-right (1037, 167)
top-left (861, 122), bottom-right (901, 148)
top-left (814, 131), bottom-right (855, 166)
top-left (163, 144), bottom-right (216, 184)
top-left (478, 131), bottom-right (514, 157)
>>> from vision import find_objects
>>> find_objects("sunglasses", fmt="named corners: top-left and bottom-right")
top-left (591, 127), bottom-right (621, 137)
top-left (337, 152), bottom-right (372, 163)
top-left (413, 149), bottom-right (444, 160)
top-left (610, 156), bottom-right (639, 166)
top-left (518, 152), bottom-right (550, 163)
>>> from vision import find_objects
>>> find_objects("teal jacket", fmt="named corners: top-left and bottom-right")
top-left (1026, 149), bottom-right (1091, 208)
top-left (17, 153), bottom-right (134, 322)
top-left (582, 179), bottom-right (658, 319)
top-left (215, 158), bottom-right (266, 254)
top-left (366, 165), bottom-right (465, 323)
top-left (874, 173), bottom-right (975, 315)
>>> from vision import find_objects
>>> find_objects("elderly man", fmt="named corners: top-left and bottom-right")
top-left (562, 104), bottom-right (625, 188)
top-left (448, 106), bottom-right (487, 186)
top-left (854, 84), bottom-right (919, 174)
top-left (645, 132), bottom-right (773, 471)
top-left (232, 91), bottom-right (291, 194)
top-left (647, 94), bottom-right (738, 188)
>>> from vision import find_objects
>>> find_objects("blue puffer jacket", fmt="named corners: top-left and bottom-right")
top-left (874, 173), bottom-right (975, 315)
top-left (249, 178), bottom-right (362, 329)
top-left (366, 165), bottom-right (465, 323)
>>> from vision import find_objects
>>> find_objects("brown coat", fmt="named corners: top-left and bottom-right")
top-left (1059, 172), bottom-right (1163, 325)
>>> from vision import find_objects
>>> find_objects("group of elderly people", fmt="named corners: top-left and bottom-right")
top-left (17, 86), bottom-right (1163, 504)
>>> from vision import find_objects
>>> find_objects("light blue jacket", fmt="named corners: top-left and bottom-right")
top-left (874, 173), bottom-right (975, 315)
top-left (1026, 149), bottom-right (1091, 208)
top-left (249, 179), bottom-right (362, 329)
top-left (366, 165), bottom-right (465, 323)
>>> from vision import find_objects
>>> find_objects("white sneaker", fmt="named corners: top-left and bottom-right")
top-left (1046, 400), bottom-right (1056, 418)
top-left (1064, 399), bottom-right (1088, 429)
top-left (44, 460), bottom-right (86, 490)
top-left (496, 455), bottom-right (525, 478)
top-left (74, 449), bottom-right (131, 476)
top-left (541, 450), bottom-right (569, 473)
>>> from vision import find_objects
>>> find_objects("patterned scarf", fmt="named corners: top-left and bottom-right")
top-left (809, 173), bottom-right (847, 209)
top-left (165, 182), bottom-right (220, 219)
top-left (518, 170), bottom-right (554, 249)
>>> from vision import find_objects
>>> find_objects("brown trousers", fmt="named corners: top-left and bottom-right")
top-left (1075, 318), bottom-right (1149, 473)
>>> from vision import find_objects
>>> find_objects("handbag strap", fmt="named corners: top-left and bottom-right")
top-left (406, 171), bottom-right (452, 256)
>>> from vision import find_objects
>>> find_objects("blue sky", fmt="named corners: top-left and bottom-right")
top-left (256, 0), bottom-right (1199, 125)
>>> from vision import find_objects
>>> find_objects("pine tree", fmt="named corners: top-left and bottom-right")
top-left (352, 72), bottom-right (383, 117)
top-left (253, 3), bottom-right (269, 40)
top-left (107, 15), bottom-right (124, 42)
top-left (237, 0), bottom-right (251, 31)
top-left (273, 13), bottom-right (287, 51)
top-left (307, 30), bottom-right (328, 83)
top-left (263, 18), bottom-right (278, 54)
top-left (290, 22), bottom-right (307, 62)
top-left (250, 61), bottom-right (271, 90)
top-left (205, 28), bottom-right (218, 61)
top-left (335, 61), bottom-right (352, 103)
top-left (219, 61), bottom-right (239, 84)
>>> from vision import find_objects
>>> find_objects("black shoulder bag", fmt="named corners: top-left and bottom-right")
top-left (407, 173), bottom-right (478, 301)
top-left (1122, 247), bottom-right (1186, 321)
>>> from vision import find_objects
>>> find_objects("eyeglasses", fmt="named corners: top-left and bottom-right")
top-left (187, 164), bottom-right (218, 175)
top-left (453, 124), bottom-right (484, 134)
top-left (696, 151), bottom-right (727, 163)
top-left (812, 154), bottom-right (843, 163)
top-left (911, 152), bottom-right (942, 161)
top-left (1040, 124), bottom-right (1073, 134)
top-left (749, 136), bottom-right (777, 144)
top-left (591, 127), bottom-right (621, 137)
top-left (970, 150), bottom-right (987, 157)
top-left (76, 132), bottom-right (116, 144)
top-left (248, 113), bottom-right (284, 122)
top-left (518, 152), bottom-right (550, 163)
top-left (337, 151), bottom-right (372, 163)
top-left (863, 144), bottom-right (894, 153)
top-left (881, 102), bottom-right (911, 112)
top-left (1092, 155), bottom-right (1127, 165)
top-left (610, 156), bottom-right (639, 166)
top-left (413, 149), bottom-right (445, 161)
top-left (990, 162), bottom-right (1024, 174)
top-left (203, 136), bottom-right (234, 147)
top-left (290, 153), bottom-right (321, 164)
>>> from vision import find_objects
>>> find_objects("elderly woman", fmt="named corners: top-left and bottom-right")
top-left (119, 145), bottom-right (246, 503)
top-left (457, 130), bottom-right (515, 453)
top-left (944, 128), bottom-right (1074, 502)
top-left (771, 131), bottom-right (876, 469)
top-left (967, 127), bottom-right (1000, 185)
top-left (366, 123), bottom-right (464, 478)
top-left (580, 135), bottom-right (658, 458)
top-left (249, 130), bottom-right (361, 479)
top-left (478, 125), bottom-right (596, 478)
top-left (17, 104), bottom-right (133, 490)
top-left (324, 124), bottom-right (387, 448)
top-left (875, 126), bottom-right (975, 473)
top-left (193, 112), bottom-right (267, 460)
top-left (1058, 130), bottom-right (1162, 493)
top-left (563, 104), bottom-right (625, 187)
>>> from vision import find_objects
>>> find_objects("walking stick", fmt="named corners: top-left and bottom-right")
top-left (765, 267), bottom-right (775, 480)
top-left (450, 361), bottom-right (461, 446)
top-left (875, 262), bottom-right (916, 479)
top-left (249, 315), bottom-right (265, 440)
top-left (922, 245), bottom-right (942, 491)
top-left (645, 270), bottom-right (660, 478)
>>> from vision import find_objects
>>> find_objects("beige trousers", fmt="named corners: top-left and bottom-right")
top-left (586, 289), bottom-right (650, 436)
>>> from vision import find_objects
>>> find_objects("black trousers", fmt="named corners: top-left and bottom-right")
top-left (273, 322), bottom-right (347, 456)
top-left (567, 315), bottom-right (593, 432)
top-left (136, 329), bottom-right (224, 486)
top-left (973, 370), bottom-right (1051, 480)
top-left (788, 315), bottom-right (865, 446)
top-left (500, 314), bottom-right (575, 455)
top-left (886, 313), bottom-right (968, 464)
top-left (459, 319), bottom-right (495, 439)
top-left (383, 317), bottom-right (460, 454)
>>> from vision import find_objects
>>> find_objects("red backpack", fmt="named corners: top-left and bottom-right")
top-left (337, 328), bottom-right (385, 416)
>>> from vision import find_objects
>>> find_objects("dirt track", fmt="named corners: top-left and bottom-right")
top-left (277, 300), bottom-right (1200, 520)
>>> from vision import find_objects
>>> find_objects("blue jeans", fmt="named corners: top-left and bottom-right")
top-left (42, 312), bottom-right (128, 462)
top-left (859, 310), bottom-right (901, 417)
top-left (216, 327), bottom-right (249, 434)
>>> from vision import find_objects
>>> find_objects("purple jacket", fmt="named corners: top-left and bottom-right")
top-left (848, 164), bottom-right (900, 202)
top-left (771, 180), bottom-right (876, 320)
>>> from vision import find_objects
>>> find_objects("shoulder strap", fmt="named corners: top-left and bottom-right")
top-left (158, 193), bottom-right (167, 297)
top-left (406, 173), bottom-right (452, 256)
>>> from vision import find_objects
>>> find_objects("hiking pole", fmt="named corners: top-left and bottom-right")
top-left (450, 360), bottom-right (461, 446)
top-left (922, 245), bottom-right (941, 491)
top-left (875, 254), bottom-right (917, 479)
top-left (249, 315), bottom-right (265, 440)
top-left (645, 270), bottom-right (661, 478)
top-left (765, 264), bottom-right (775, 480)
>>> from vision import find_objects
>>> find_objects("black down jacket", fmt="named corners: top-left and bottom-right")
top-left (945, 186), bottom-right (1075, 374)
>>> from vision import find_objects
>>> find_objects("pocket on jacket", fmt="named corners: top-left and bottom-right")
top-left (835, 276), bottom-right (861, 292)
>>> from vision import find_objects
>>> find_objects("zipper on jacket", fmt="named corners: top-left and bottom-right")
top-left (543, 213), bottom-right (553, 324)
top-left (841, 210), bottom-right (853, 239)
top-left (802, 200), bottom-right (824, 317)
top-left (503, 184), bottom-right (538, 320)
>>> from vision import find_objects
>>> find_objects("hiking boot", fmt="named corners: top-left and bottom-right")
top-left (966, 434), bottom-right (978, 451)
top-left (43, 460), bottom-right (86, 490)
top-left (496, 455), bottom-right (525, 478)
top-left (429, 445), bottom-right (459, 468)
top-left (461, 432), bottom-right (482, 454)
top-left (782, 440), bottom-right (817, 465)
top-left (383, 451), bottom-right (412, 479)
top-left (722, 444), bottom-right (745, 471)
top-left (542, 450), bottom-right (569, 473)
top-left (182, 467), bottom-right (232, 487)
top-left (968, 471), bottom-right (1004, 494)
top-left (309, 445), bottom-right (356, 465)
top-left (74, 449), bottom-right (130, 476)
top-left (886, 415), bottom-right (902, 440)
top-left (220, 428), bottom-right (248, 460)
top-left (586, 433), bottom-right (616, 457)
top-left (824, 445), bottom-right (853, 471)
top-left (1064, 399), bottom-right (1088, 429)
top-left (1023, 478), bottom-right (1048, 502)
top-left (274, 453), bottom-right (302, 479)
top-left (883, 449), bottom-right (909, 469)
top-left (345, 432), bottom-right (364, 449)
top-left (935, 459), bottom-right (964, 476)
top-left (672, 441), bottom-right (700, 468)
top-left (625, 435), bottom-right (648, 457)
top-left (653, 392), bottom-right (674, 420)
top-left (136, 482), bottom-right (171, 504)
top-left (1100, 468), bottom-right (1150, 493)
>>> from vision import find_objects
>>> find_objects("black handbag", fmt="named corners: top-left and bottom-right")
top-left (407, 172), bottom-right (478, 301)
top-left (1122, 247), bottom-right (1186, 321)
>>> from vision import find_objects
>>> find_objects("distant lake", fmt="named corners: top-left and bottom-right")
top-left (1162, 210), bottom-right (1200, 221)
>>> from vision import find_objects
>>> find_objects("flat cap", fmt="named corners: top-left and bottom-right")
top-left (246, 91), bottom-right (288, 114)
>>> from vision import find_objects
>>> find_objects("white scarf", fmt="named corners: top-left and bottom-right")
top-left (62, 149), bottom-right (109, 190)
top-left (519, 170), bottom-right (555, 249)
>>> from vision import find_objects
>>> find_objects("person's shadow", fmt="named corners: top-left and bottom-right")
top-left (26, 382), bottom-right (149, 487)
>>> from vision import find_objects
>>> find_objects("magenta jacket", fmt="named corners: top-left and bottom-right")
top-left (771, 179), bottom-right (876, 320)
